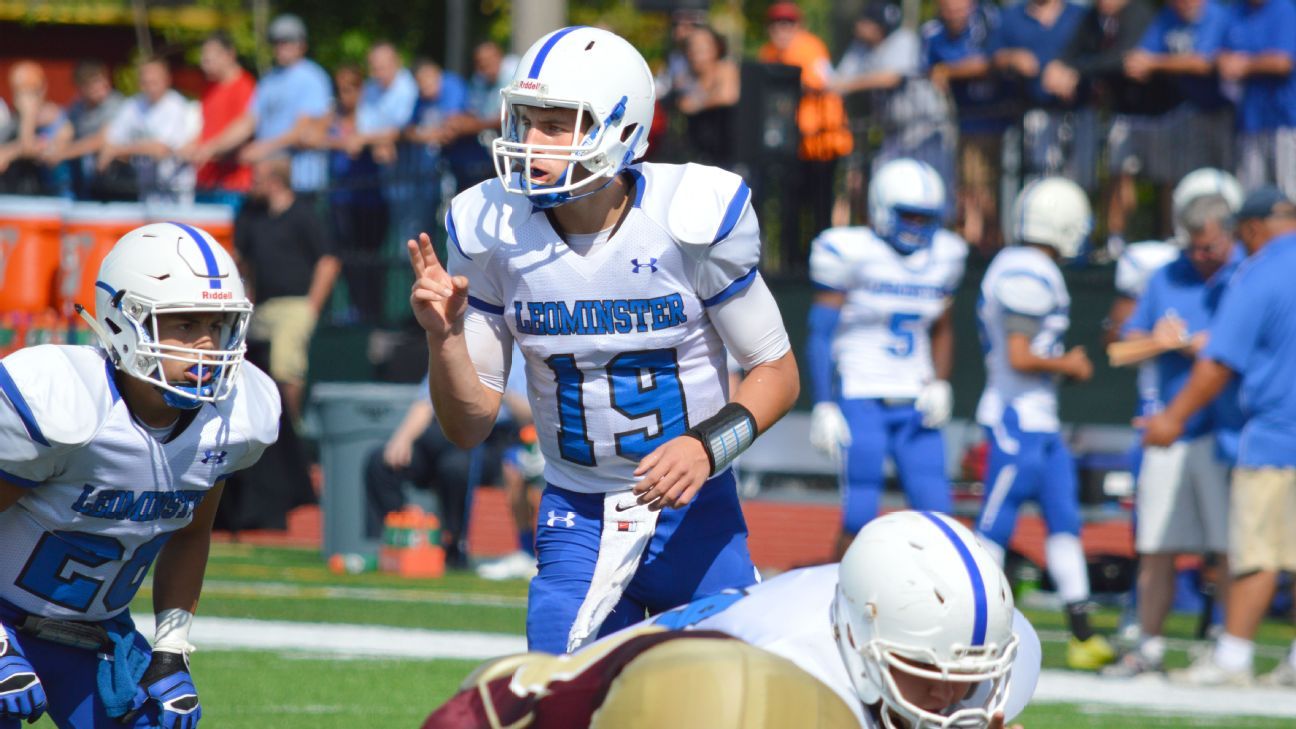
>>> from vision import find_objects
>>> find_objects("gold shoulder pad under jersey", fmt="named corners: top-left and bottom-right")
top-left (591, 636), bottom-right (859, 729)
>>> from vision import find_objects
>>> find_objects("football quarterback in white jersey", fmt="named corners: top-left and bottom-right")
top-left (645, 510), bottom-right (1038, 729)
top-left (0, 223), bottom-right (278, 728)
top-left (974, 178), bottom-right (1117, 671)
top-left (807, 158), bottom-right (968, 556)
top-left (406, 26), bottom-right (799, 654)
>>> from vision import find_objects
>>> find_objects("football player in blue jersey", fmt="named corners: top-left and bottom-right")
top-left (0, 223), bottom-right (279, 728)
top-left (806, 158), bottom-right (968, 555)
top-left (406, 26), bottom-right (800, 654)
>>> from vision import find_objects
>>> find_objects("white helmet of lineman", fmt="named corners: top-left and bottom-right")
top-left (493, 26), bottom-right (654, 208)
top-left (1171, 167), bottom-right (1243, 243)
top-left (869, 158), bottom-right (947, 255)
top-left (832, 511), bottom-right (1018, 729)
top-left (78, 222), bottom-right (252, 409)
top-left (1011, 177), bottom-right (1092, 260)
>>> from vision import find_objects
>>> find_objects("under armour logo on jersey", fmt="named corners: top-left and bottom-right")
top-left (546, 510), bottom-right (576, 528)
top-left (630, 258), bottom-right (658, 273)
top-left (200, 450), bottom-right (228, 465)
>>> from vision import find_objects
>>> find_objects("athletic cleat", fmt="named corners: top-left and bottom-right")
top-left (476, 551), bottom-right (538, 581)
top-left (1257, 660), bottom-right (1296, 688)
top-left (1067, 635), bottom-right (1116, 671)
top-left (1101, 649), bottom-right (1162, 678)
top-left (1170, 652), bottom-right (1253, 687)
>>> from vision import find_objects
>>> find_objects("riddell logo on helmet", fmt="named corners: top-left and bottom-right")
top-left (516, 79), bottom-right (545, 92)
top-left (201, 290), bottom-right (234, 300)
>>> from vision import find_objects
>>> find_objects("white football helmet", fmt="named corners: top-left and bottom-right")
top-left (832, 511), bottom-right (1018, 729)
top-left (870, 158), bottom-right (946, 255)
top-left (1010, 177), bottom-right (1092, 260)
top-left (1171, 167), bottom-right (1243, 243)
top-left (493, 26), bottom-right (654, 208)
top-left (78, 222), bottom-right (252, 409)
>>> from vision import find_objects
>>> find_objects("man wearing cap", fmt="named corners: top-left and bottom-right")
top-left (191, 14), bottom-right (333, 197)
top-left (1105, 192), bottom-right (1243, 678)
top-left (759, 2), bottom-right (852, 268)
top-left (1143, 187), bottom-right (1296, 687)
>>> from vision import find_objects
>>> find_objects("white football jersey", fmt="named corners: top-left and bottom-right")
top-left (448, 162), bottom-right (763, 493)
top-left (1115, 240), bottom-right (1178, 414)
top-left (976, 247), bottom-right (1071, 433)
top-left (647, 564), bottom-right (1041, 728)
top-left (810, 228), bottom-right (967, 399)
top-left (0, 345), bottom-right (279, 621)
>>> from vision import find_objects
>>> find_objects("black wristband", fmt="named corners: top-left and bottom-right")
top-left (685, 403), bottom-right (758, 475)
top-left (140, 650), bottom-right (190, 685)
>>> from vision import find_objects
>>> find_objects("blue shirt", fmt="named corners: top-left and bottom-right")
top-left (1203, 234), bottom-right (1296, 467)
top-left (357, 68), bottom-right (419, 135)
top-left (922, 5), bottom-right (1011, 133)
top-left (1138, 2), bottom-right (1231, 111)
top-left (1124, 247), bottom-right (1244, 442)
top-left (407, 72), bottom-right (469, 152)
top-left (989, 1), bottom-right (1088, 107)
top-left (252, 58), bottom-right (333, 192)
top-left (1223, 0), bottom-right (1296, 131)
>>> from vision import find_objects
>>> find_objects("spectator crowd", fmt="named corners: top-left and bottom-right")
top-left (655, 0), bottom-right (1296, 265)
top-left (5, 1), bottom-right (1296, 269)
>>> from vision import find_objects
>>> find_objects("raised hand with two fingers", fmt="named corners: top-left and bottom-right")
top-left (407, 232), bottom-right (469, 340)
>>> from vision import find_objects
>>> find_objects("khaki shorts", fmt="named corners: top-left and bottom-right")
top-left (248, 296), bottom-right (316, 385)
top-left (957, 132), bottom-right (1003, 193)
top-left (1230, 467), bottom-right (1296, 575)
top-left (1136, 435), bottom-right (1230, 554)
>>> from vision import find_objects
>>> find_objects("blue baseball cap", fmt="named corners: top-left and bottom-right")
top-left (1234, 186), bottom-right (1292, 221)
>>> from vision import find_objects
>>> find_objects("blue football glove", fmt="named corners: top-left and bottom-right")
top-left (126, 651), bottom-right (200, 729)
top-left (0, 625), bottom-right (47, 724)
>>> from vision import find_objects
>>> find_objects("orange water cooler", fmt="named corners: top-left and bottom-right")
top-left (58, 202), bottom-right (145, 315)
top-left (147, 202), bottom-right (237, 255)
top-left (0, 196), bottom-right (68, 315)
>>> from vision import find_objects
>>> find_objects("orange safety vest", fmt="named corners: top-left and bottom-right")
top-left (759, 30), bottom-right (853, 162)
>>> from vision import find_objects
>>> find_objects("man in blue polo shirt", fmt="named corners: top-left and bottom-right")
top-left (1220, 0), bottom-right (1296, 198)
top-left (1125, 0), bottom-right (1234, 182)
top-left (1106, 193), bottom-right (1242, 677)
top-left (990, 0), bottom-right (1091, 188)
top-left (1144, 187), bottom-right (1296, 687)
top-left (924, 0), bottom-right (1010, 250)
top-left (193, 14), bottom-right (333, 195)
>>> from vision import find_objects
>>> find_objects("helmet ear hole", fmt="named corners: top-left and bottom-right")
top-left (620, 123), bottom-right (639, 144)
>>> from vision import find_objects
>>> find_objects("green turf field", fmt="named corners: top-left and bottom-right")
top-left (28, 543), bottom-right (1292, 728)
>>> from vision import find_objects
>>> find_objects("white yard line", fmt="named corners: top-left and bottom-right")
top-left (139, 616), bottom-right (1296, 718)
top-left (198, 579), bottom-right (528, 608)
top-left (1034, 670), bottom-right (1296, 718)
top-left (135, 615), bottom-right (527, 661)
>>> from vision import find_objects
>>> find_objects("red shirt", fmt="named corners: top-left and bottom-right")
top-left (196, 70), bottom-right (255, 192)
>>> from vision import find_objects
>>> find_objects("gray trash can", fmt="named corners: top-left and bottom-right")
top-left (310, 382), bottom-right (422, 558)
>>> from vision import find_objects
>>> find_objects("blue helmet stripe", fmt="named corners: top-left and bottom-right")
top-left (920, 511), bottom-right (988, 646)
top-left (170, 221), bottom-right (222, 290)
top-left (528, 26), bottom-right (585, 79)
